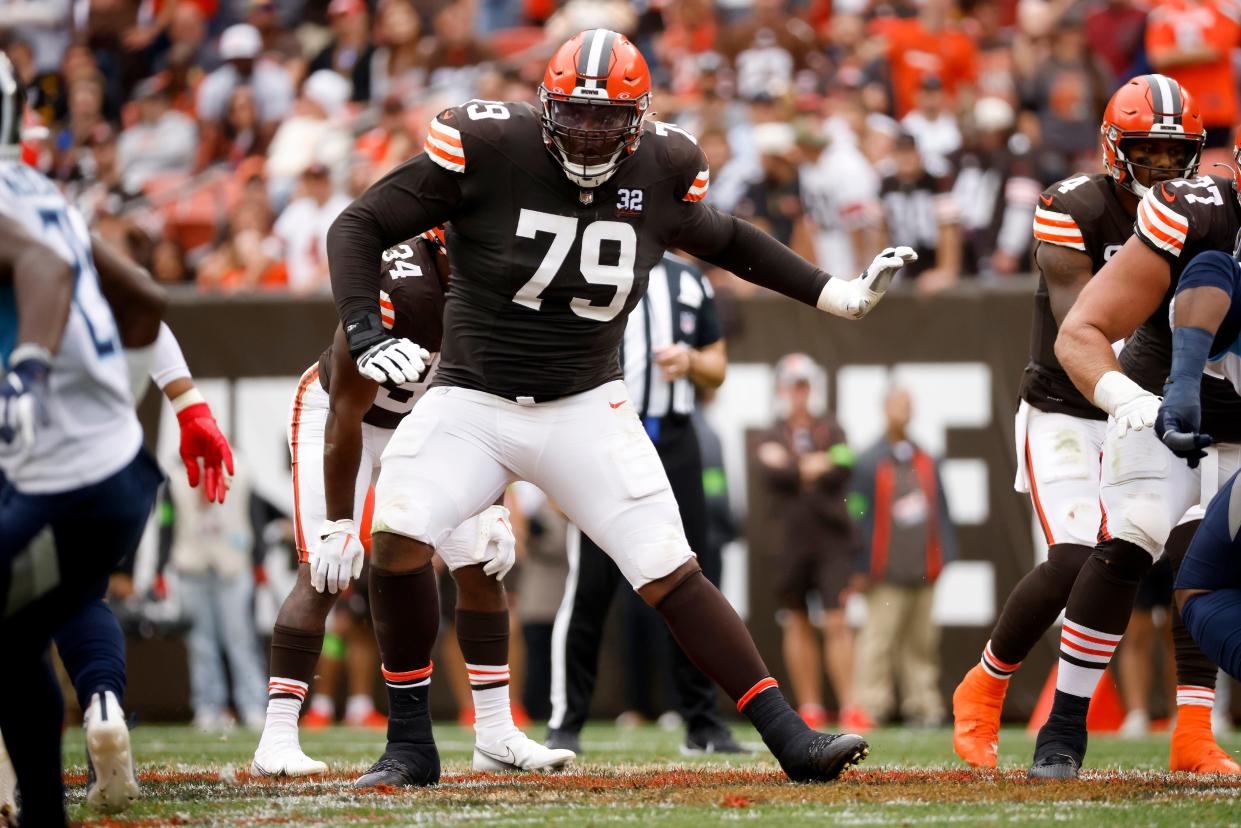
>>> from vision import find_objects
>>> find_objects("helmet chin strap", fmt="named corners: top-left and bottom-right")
top-left (556, 146), bottom-right (625, 188)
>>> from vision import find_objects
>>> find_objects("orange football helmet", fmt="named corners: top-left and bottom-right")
top-left (1101, 74), bottom-right (1205, 196)
top-left (539, 29), bottom-right (651, 188)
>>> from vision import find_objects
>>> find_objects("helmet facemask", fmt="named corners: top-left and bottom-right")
top-left (1104, 126), bottom-right (1204, 197)
top-left (540, 89), bottom-right (648, 188)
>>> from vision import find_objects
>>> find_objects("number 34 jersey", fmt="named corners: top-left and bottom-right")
top-left (0, 160), bottom-right (141, 494)
top-left (317, 232), bottom-right (448, 429)
top-left (413, 100), bottom-right (711, 400)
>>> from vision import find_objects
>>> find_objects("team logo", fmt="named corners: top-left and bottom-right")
top-left (617, 188), bottom-right (643, 216)
top-left (680, 310), bottom-right (696, 336)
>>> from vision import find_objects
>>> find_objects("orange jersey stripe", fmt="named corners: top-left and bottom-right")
top-left (425, 139), bottom-right (465, 167)
top-left (429, 123), bottom-right (463, 148)
top-left (290, 366), bottom-right (320, 559)
top-left (1033, 215), bottom-right (1078, 229)
top-left (1139, 206), bottom-right (1185, 251)
top-left (1034, 230), bottom-right (1084, 245)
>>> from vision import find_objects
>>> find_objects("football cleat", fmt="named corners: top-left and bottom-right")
top-left (683, 724), bottom-right (750, 755)
top-left (250, 745), bottom-right (329, 778)
top-left (1170, 706), bottom-right (1241, 774)
top-left (777, 731), bottom-right (869, 783)
top-left (544, 728), bottom-right (582, 755)
top-left (952, 663), bottom-right (1008, 768)
top-left (798, 703), bottom-right (829, 730)
top-left (301, 708), bottom-right (334, 729)
top-left (345, 709), bottom-right (388, 730)
top-left (472, 731), bottom-right (575, 772)
top-left (353, 746), bottom-right (441, 788)
top-left (838, 705), bottom-right (876, 734)
top-left (1028, 751), bottom-right (1081, 779)
top-left (84, 691), bottom-right (139, 814)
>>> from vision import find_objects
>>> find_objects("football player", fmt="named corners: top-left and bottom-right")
top-left (251, 228), bottom-right (573, 778)
top-left (0, 53), bottom-right (165, 827)
top-left (953, 75), bottom-right (1237, 774)
top-left (1032, 91), bottom-right (1241, 778)
top-left (1157, 244), bottom-right (1241, 681)
top-left (326, 29), bottom-right (915, 786)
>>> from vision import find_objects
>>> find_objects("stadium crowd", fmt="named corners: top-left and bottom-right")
top-left (8, 0), bottom-right (1227, 299)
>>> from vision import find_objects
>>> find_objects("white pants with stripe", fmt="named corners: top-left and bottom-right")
top-left (373, 380), bottom-right (695, 589)
top-left (1014, 401), bottom-right (1106, 547)
top-left (287, 365), bottom-right (481, 569)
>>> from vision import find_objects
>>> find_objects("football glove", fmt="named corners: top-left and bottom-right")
top-left (311, 518), bottom-right (365, 594)
top-left (174, 389), bottom-right (235, 503)
top-left (356, 338), bottom-right (430, 386)
top-left (0, 343), bottom-right (52, 466)
top-left (476, 505), bottom-right (517, 580)
top-left (817, 246), bottom-right (918, 319)
top-left (1157, 378), bottom-right (1212, 468)
top-left (1093, 371), bottom-right (1161, 438)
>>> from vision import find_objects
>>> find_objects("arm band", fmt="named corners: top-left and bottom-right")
top-left (150, 322), bottom-right (192, 390)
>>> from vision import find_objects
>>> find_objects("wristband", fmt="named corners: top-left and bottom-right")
top-left (8, 342), bottom-right (52, 370)
top-left (816, 275), bottom-right (857, 316)
top-left (319, 518), bottom-right (357, 539)
top-left (1091, 371), bottom-right (1150, 417)
top-left (170, 387), bottom-right (206, 415)
top-left (1169, 326), bottom-right (1215, 385)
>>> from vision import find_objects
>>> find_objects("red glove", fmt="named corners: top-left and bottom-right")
top-left (176, 396), bottom-right (235, 504)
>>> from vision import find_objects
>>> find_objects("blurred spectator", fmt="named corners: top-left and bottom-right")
top-left (198, 195), bottom-right (287, 291)
top-left (901, 77), bottom-right (961, 179)
top-left (247, 0), bottom-right (302, 62)
top-left (698, 125), bottom-right (756, 216)
top-left (879, 132), bottom-right (962, 293)
top-left (353, 95), bottom-right (420, 183)
top-left (195, 85), bottom-right (274, 173)
top-left (1086, 0), bottom-right (1149, 81)
top-left (734, 122), bottom-right (814, 256)
top-left (1117, 559), bottom-right (1176, 737)
top-left (265, 69), bottom-right (353, 203)
top-left (874, 0), bottom-right (979, 118)
top-left (152, 239), bottom-right (191, 284)
top-left (117, 75), bottom-right (198, 195)
top-left (654, 0), bottom-right (720, 95)
top-left (272, 162), bottom-right (350, 293)
top-left (797, 120), bottom-right (880, 278)
top-left (719, 0), bottom-right (817, 100)
top-left (165, 464), bottom-right (268, 732)
top-left (370, 0), bottom-right (428, 106)
top-left (197, 23), bottom-right (294, 126)
top-left (1017, 10), bottom-right (1110, 180)
top-left (424, 1), bottom-right (496, 100)
top-left (52, 75), bottom-right (109, 183)
top-left (309, 0), bottom-right (375, 102)
top-left (0, 0), bottom-right (71, 75)
top-left (1146, 0), bottom-right (1241, 151)
top-left (850, 386), bottom-right (957, 727)
top-left (753, 354), bottom-right (868, 733)
top-left (966, 0), bottom-right (1018, 106)
top-left (951, 97), bottom-right (1040, 276)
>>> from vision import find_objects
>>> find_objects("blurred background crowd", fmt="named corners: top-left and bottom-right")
top-left (14, 0), bottom-right (1236, 301)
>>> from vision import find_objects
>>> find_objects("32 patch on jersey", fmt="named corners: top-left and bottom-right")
top-left (617, 188), bottom-right (643, 216)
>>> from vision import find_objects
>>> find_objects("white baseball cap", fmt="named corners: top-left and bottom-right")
top-left (220, 24), bottom-right (262, 61)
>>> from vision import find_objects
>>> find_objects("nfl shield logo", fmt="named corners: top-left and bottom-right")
top-left (680, 311), bottom-right (695, 336)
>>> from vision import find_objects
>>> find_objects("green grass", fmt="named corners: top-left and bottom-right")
top-left (57, 724), bottom-right (1241, 826)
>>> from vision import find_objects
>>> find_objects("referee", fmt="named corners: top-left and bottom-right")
top-left (546, 252), bottom-right (743, 755)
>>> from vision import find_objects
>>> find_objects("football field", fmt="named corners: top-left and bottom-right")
top-left (61, 723), bottom-right (1241, 826)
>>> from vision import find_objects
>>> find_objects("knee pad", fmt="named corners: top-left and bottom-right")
top-left (1109, 495), bottom-right (1173, 555)
top-left (372, 495), bottom-right (434, 545)
top-left (1095, 538), bottom-right (1155, 583)
top-left (616, 520), bottom-right (695, 588)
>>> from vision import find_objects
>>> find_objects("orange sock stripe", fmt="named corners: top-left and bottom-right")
top-left (382, 662), bottom-right (434, 683)
top-left (736, 677), bottom-right (779, 713)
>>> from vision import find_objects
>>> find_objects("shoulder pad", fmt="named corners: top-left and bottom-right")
top-left (643, 120), bottom-right (709, 202)
top-left (424, 101), bottom-right (540, 175)
top-left (1032, 174), bottom-right (1104, 252)
top-left (1136, 177), bottom-right (1194, 258)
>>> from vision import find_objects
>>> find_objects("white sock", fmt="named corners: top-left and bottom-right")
top-left (1055, 619), bottom-right (1121, 698)
top-left (309, 694), bottom-right (335, 717)
top-left (468, 663), bottom-right (516, 744)
top-left (345, 694), bottom-right (375, 721)
top-left (257, 697), bottom-right (303, 753)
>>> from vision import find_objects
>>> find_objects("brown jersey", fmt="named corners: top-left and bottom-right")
top-left (318, 233), bottom-right (448, 429)
top-left (1021, 173), bottom-right (1132, 420)
top-left (1129, 174), bottom-right (1241, 442)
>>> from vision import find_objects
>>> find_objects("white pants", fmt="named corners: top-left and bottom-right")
top-left (374, 380), bottom-right (695, 589)
top-left (1097, 414), bottom-right (1241, 557)
top-left (287, 365), bottom-right (481, 569)
top-left (1014, 401), bottom-right (1106, 547)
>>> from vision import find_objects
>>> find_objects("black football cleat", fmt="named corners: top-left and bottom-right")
top-left (544, 728), bottom-right (583, 756)
top-left (778, 731), bottom-right (869, 782)
top-left (682, 724), bottom-right (751, 756)
top-left (353, 746), bottom-right (440, 789)
top-left (1028, 750), bottom-right (1082, 780)
top-left (1029, 693), bottom-right (1088, 780)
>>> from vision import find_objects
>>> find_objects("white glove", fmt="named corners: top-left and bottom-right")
top-left (1093, 370), bottom-right (1161, 437)
top-left (355, 338), bottom-right (430, 385)
top-left (817, 246), bottom-right (919, 319)
top-left (476, 505), bottom-right (517, 580)
top-left (310, 518), bottom-right (365, 594)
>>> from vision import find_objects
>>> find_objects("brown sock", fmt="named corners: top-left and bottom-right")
top-left (268, 624), bottom-right (324, 703)
top-left (1167, 524), bottom-right (1219, 693)
top-left (987, 543), bottom-right (1092, 671)
top-left (369, 562), bottom-right (440, 675)
top-left (456, 609), bottom-right (510, 690)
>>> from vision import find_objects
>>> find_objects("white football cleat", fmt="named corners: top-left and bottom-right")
top-left (250, 745), bottom-right (329, 777)
top-left (472, 731), bottom-right (575, 772)
top-left (84, 691), bottom-right (139, 814)
top-left (0, 731), bottom-right (16, 824)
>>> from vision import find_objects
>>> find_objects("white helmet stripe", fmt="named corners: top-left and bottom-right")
top-left (1152, 74), bottom-right (1176, 126)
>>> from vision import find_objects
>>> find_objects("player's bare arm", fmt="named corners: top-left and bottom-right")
top-left (324, 324), bottom-right (379, 522)
top-left (1056, 236), bottom-right (1171, 431)
top-left (0, 215), bottom-right (73, 354)
top-left (91, 233), bottom-right (166, 348)
top-left (1037, 242), bottom-right (1094, 326)
top-left (686, 339), bottom-right (726, 388)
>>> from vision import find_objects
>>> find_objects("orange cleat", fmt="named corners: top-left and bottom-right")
top-left (511, 702), bottom-right (532, 729)
top-left (301, 708), bottom-right (334, 729)
top-left (838, 705), bottom-right (875, 734)
top-left (798, 703), bottom-right (829, 730)
top-left (1170, 705), bottom-right (1241, 774)
top-left (457, 707), bottom-right (476, 728)
top-left (346, 709), bottom-right (388, 729)
top-left (952, 664), bottom-right (1008, 768)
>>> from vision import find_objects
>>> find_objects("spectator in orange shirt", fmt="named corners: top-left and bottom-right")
top-left (1146, 0), bottom-right (1241, 147)
top-left (874, 0), bottom-right (980, 118)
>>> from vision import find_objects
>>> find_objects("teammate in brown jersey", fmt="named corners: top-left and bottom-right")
top-left (326, 29), bottom-right (917, 787)
top-left (953, 75), bottom-right (1239, 776)
top-left (1028, 76), bottom-right (1241, 778)
top-left (250, 230), bottom-right (573, 778)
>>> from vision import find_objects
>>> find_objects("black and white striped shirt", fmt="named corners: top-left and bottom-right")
top-left (621, 254), bottom-right (722, 419)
